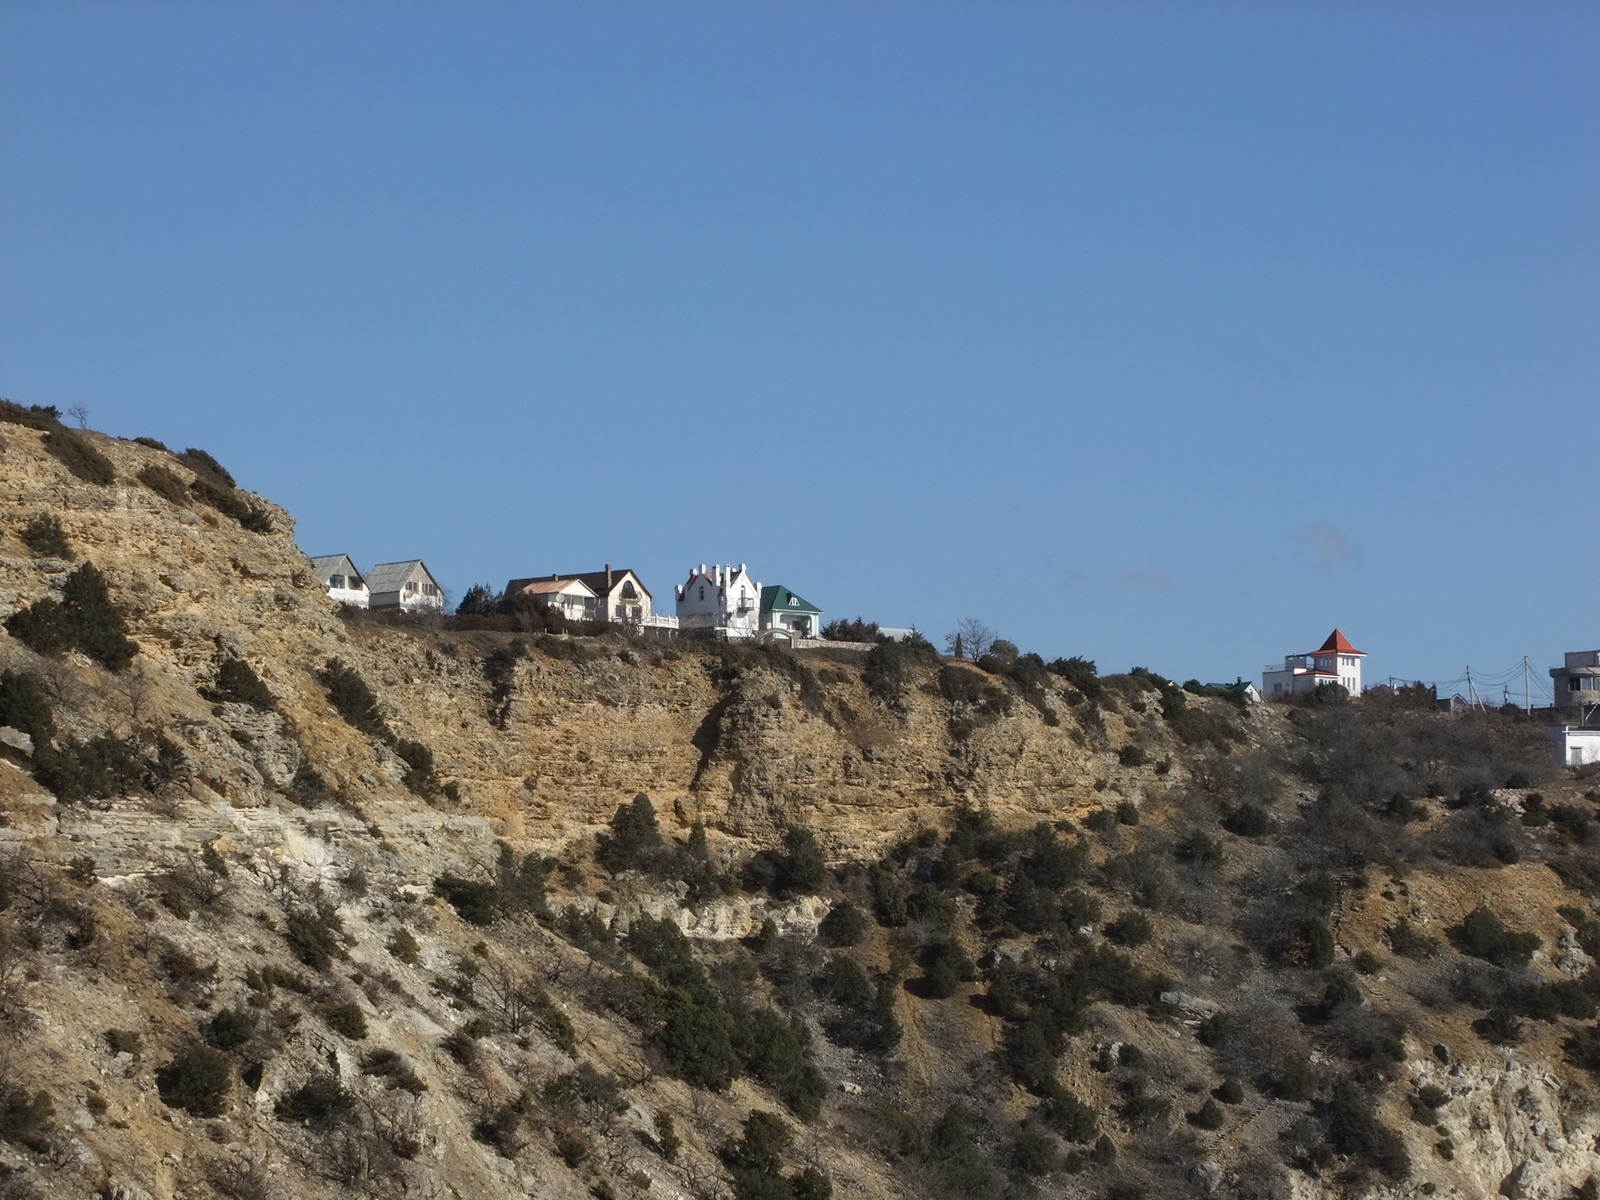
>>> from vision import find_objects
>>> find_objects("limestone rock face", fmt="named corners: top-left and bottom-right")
top-left (1, 424), bottom-right (1598, 1200)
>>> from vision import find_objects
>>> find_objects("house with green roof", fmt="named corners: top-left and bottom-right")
top-left (760, 584), bottom-right (822, 640)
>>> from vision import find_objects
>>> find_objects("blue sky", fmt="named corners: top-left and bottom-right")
top-left (2, 3), bottom-right (1595, 694)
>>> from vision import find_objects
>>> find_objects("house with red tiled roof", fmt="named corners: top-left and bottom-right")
top-left (1263, 629), bottom-right (1366, 700)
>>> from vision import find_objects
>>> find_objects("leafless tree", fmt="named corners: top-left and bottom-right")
top-left (66, 405), bottom-right (90, 430)
top-left (481, 965), bottom-right (532, 1034)
top-left (117, 662), bottom-right (155, 735)
top-left (944, 618), bottom-right (996, 660)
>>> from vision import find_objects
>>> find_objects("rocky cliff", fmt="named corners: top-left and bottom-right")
top-left (0, 411), bottom-right (1597, 1200)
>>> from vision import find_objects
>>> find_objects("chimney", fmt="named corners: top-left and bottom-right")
top-left (551, 573), bottom-right (559, 581)
top-left (606, 564), bottom-right (613, 589)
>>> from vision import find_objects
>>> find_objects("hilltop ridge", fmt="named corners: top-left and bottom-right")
top-left (0, 409), bottom-right (1597, 1200)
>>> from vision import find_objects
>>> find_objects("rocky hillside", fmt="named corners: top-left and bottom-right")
top-left (0, 404), bottom-right (1597, 1200)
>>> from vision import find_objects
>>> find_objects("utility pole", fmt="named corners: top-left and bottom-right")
top-left (1524, 656), bottom-right (1532, 713)
top-left (1466, 666), bottom-right (1481, 712)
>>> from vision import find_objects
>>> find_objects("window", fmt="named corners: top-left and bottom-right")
top-left (698, 587), bottom-right (705, 601)
top-left (329, 575), bottom-right (344, 589)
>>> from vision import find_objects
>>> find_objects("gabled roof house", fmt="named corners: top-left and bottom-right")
top-left (760, 585), bottom-right (822, 640)
top-left (309, 554), bottom-right (369, 608)
top-left (563, 567), bottom-right (655, 624)
top-left (367, 560), bottom-right (445, 612)
top-left (505, 575), bottom-right (600, 622)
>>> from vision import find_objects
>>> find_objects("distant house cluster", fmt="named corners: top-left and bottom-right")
top-left (309, 556), bottom-right (445, 613)
top-left (309, 554), bottom-right (831, 644)
top-left (674, 564), bottom-right (823, 642)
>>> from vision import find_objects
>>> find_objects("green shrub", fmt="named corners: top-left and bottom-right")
top-left (207, 1007), bottom-right (256, 1050)
top-left (1214, 1078), bottom-right (1244, 1104)
top-left (132, 436), bottom-right (167, 450)
top-left (104, 1029), bottom-right (143, 1058)
top-left (819, 901), bottom-right (868, 948)
top-left (1010, 1124), bottom-right (1058, 1176)
top-left (653, 986), bottom-right (743, 1090)
top-left (744, 827), bottom-right (828, 899)
top-left (388, 927), bottom-right (421, 964)
top-left (1047, 655), bottom-right (1102, 700)
top-left (871, 865), bottom-right (909, 927)
top-left (862, 637), bottom-right (939, 709)
top-left (0, 1085), bottom-right (54, 1149)
top-left (1104, 911), bottom-right (1153, 947)
top-left (156, 1043), bottom-right (232, 1117)
top-left (1188, 1099), bottom-right (1225, 1129)
top-left (5, 563), bottom-right (137, 670)
top-left (325, 1001), bottom-right (368, 1039)
top-left (1118, 745), bottom-right (1147, 768)
top-left (137, 464), bottom-right (190, 507)
top-left (32, 733), bottom-right (146, 801)
top-left (730, 1005), bottom-right (828, 1120)
top-left (1452, 906), bottom-right (1540, 968)
top-left (1222, 804), bottom-right (1273, 837)
top-left (178, 448), bottom-right (235, 487)
top-left (597, 793), bottom-right (665, 873)
top-left (434, 874), bottom-right (499, 926)
top-left (205, 658), bottom-right (277, 710)
top-left (316, 659), bottom-right (390, 740)
top-left (275, 1072), bottom-right (355, 1124)
top-left (286, 762), bottom-right (335, 807)
top-left (1385, 917), bottom-right (1441, 960)
top-left (394, 738), bottom-right (439, 797)
top-left (0, 401), bottom-right (61, 430)
top-left (18, 514), bottom-right (69, 558)
top-left (0, 670), bottom-right (54, 745)
top-left (1040, 1084), bottom-right (1100, 1142)
top-left (361, 1048), bottom-right (427, 1094)
top-left (722, 1110), bottom-right (834, 1200)
top-left (920, 939), bottom-right (977, 999)
top-left (42, 429), bottom-right (114, 485)
top-left (284, 907), bottom-right (345, 970)
top-left (1174, 831), bottom-right (1224, 867)
top-left (654, 1111), bottom-right (681, 1161)
top-left (1327, 1079), bottom-right (1411, 1179)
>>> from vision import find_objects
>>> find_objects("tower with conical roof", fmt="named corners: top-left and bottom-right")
top-left (1263, 629), bottom-right (1365, 700)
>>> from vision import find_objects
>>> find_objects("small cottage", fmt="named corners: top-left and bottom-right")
top-left (760, 585), bottom-right (822, 640)
top-left (309, 554), bottom-right (369, 608)
top-left (367, 560), bottom-right (445, 612)
top-left (505, 575), bottom-right (600, 622)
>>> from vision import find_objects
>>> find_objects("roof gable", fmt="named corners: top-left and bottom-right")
top-left (366, 560), bottom-right (437, 593)
top-left (309, 554), bottom-right (365, 586)
top-left (511, 577), bottom-right (599, 599)
top-left (562, 569), bottom-right (652, 601)
top-left (760, 584), bottom-right (821, 614)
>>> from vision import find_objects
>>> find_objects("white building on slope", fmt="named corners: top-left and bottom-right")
top-left (1263, 629), bottom-right (1366, 700)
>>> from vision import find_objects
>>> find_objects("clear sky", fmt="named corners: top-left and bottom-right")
top-left (2, 2), bottom-right (1595, 695)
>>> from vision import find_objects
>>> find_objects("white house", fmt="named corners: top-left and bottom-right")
top-left (309, 554), bottom-right (369, 608)
top-left (676, 564), bottom-right (763, 639)
top-left (505, 575), bottom-right (600, 622)
top-left (760, 585), bottom-right (822, 639)
top-left (1263, 629), bottom-right (1365, 700)
top-left (367, 560), bottom-right (445, 612)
